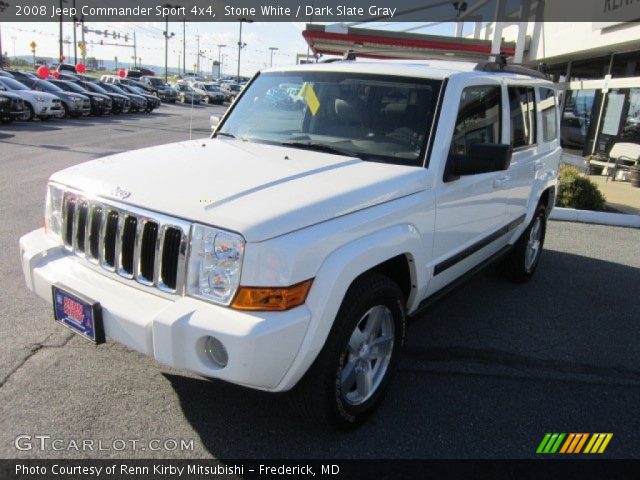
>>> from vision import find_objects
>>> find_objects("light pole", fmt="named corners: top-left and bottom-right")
top-left (237, 18), bottom-right (253, 83)
top-left (217, 44), bottom-right (226, 80)
top-left (269, 47), bottom-right (278, 67)
top-left (163, 11), bottom-right (175, 82)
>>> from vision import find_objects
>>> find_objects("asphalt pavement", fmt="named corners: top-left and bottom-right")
top-left (1, 105), bottom-right (639, 459)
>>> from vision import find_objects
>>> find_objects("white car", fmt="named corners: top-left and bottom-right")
top-left (20, 59), bottom-right (560, 427)
top-left (0, 77), bottom-right (63, 121)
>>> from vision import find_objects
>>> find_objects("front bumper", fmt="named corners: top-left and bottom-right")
top-left (19, 228), bottom-right (310, 391)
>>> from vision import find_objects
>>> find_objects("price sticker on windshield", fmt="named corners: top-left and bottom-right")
top-left (299, 82), bottom-right (320, 116)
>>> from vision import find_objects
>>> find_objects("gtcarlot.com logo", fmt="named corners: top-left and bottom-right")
top-left (536, 433), bottom-right (613, 455)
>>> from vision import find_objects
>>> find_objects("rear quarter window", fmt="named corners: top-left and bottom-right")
top-left (539, 87), bottom-right (558, 142)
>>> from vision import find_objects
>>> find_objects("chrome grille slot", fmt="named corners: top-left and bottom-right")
top-left (119, 216), bottom-right (138, 276)
top-left (75, 203), bottom-right (89, 254)
top-left (57, 189), bottom-right (189, 296)
top-left (103, 211), bottom-right (119, 269)
top-left (138, 221), bottom-right (158, 283)
top-left (160, 227), bottom-right (182, 290)
top-left (88, 206), bottom-right (103, 261)
top-left (63, 197), bottom-right (76, 248)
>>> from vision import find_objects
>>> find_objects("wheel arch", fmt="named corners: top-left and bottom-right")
top-left (276, 223), bottom-right (424, 391)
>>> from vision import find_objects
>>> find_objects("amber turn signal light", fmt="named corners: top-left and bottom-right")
top-left (231, 279), bottom-right (313, 311)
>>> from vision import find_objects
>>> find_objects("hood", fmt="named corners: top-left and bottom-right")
top-left (14, 90), bottom-right (58, 101)
top-left (50, 138), bottom-right (429, 242)
top-left (0, 91), bottom-right (22, 101)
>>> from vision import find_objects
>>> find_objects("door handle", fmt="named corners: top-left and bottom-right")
top-left (493, 176), bottom-right (510, 189)
top-left (534, 160), bottom-right (544, 172)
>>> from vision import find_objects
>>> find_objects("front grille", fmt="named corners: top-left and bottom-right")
top-left (11, 99), bottom-right (24, 111)
top-left (61, 191), bottom-right (189, 294)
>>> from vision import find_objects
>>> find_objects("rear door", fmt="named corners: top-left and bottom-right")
top-left (428, 77), bottom-right (510, 295)
top-left (503, 84), bottom-right (543, 223)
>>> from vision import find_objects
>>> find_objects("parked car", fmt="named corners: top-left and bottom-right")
top-left (0, 77), bottom-right (62, 121)
top-left (0, 91), bottom-right (25, 123)
top-left (19, 59), bottom-right (560, 428)
top-left (56, 63), bottom-right (78, 74)
top-left (189, 82), bottom-right (225, 104)
top-left (561, 113), bottom-right (590, 149)
top-left (119, 84), bottom-right (160, 112)
top-left (26, 79), bottom-right (91, 118)
top-left (172, 83), bottom-right (202, 104)
top-left (100, 82), bottom-right (147, 113)
top-left (219, 82), bottom-right (242, 102)
top-left (3, 70), bottom-right (38, 83)
top-left (48, 79), bottom-right (112, 116)
top-left (74, 80), bottom-right (130, 114)
top-left (125, 68), bottom-right (156, 78)
top-left (139, 76), bottom-right (178, 103)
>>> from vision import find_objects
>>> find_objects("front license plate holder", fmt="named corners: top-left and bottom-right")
top-left (51, 285), bottom-right (105, 344)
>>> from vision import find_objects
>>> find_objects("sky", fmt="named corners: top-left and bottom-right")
top-left (1, 21), bottom-right (457, 76)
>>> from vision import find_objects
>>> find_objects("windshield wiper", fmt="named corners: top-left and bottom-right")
top-left (281, 141), bottom-right (367, 159)
top-left (214, 131), bottom-right (247, 141)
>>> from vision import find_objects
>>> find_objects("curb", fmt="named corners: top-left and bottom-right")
top-left (550, 207), bottom-right (640, 228)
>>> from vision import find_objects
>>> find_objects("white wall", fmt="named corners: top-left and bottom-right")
top-left (474, 22), bottom-right (640, 63)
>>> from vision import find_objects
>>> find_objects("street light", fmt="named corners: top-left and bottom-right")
top-left (269, 47), bottom-right (279, 67)
top-left (163, 4), bottom-right (176, 82)
top-left (217, 44), bottom-right (226, 80)
top-left (237, 18), bottom-right (253, 83)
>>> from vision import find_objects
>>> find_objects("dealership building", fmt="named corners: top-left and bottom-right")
top-left (303, 13), bottom-right (640, 162)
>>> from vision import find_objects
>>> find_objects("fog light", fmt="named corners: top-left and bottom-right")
top-left (203, 336), bottom-right (228, 368)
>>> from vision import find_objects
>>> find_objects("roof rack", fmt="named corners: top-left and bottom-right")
top-left (475, 56), bottom-right (549, 80)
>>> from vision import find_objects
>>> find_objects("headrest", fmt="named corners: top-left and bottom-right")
top-left (335, 99), bottom-right (364, 123)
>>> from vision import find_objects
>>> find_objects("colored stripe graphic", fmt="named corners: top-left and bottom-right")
top-left (538, 433), bottom-right (613, 454)
top-left (584, 433), bottom-right (613, 454)
top-left (536, 433), bottom-right (565, 454)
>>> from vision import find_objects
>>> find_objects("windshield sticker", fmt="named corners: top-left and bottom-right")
top-left (299, 82), bottom-right (320, 116)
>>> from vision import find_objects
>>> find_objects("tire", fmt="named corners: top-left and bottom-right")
top-left (289, 272), bottom-right (406, 428)
top-left (59, 103), bottom-right (70, 119)
top-left (498, 203), bottom-right (548, 282)
top-left (22, 103), bottom-right (34, 121)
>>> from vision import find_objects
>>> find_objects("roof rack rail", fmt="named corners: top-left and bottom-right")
top-left (475, 57), bottom-right (549, 80)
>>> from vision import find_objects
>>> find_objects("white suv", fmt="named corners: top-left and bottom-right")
top-left (20, 59), bottom-right (560, 427)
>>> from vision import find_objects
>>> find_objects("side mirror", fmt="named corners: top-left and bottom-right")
top-left (447, 143), bottom-right (512, 180)
top-left (210, 115), bottom-right (220, 130)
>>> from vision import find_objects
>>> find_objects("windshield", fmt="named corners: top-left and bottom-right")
top-left (86, 83), bottom-right (109, 94)
top-left (104, 83), bottom-right (127, 95)
top-left (53, 80), bottom-right (85, 93)
top-left (128, 86), bottom-right (144, 94)
top-left (203, 84), bottom-right (220, 92)
top-left (218, 71), bottom-right (442, 166)
top-left (147, 77), bottom-right (165, 87)
top-left (35, 80), bottom-right (63, 93)
top-left (0, 77), bottom-right (29, 90)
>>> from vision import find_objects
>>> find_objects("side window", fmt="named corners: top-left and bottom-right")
top-left (508, 86), bottom-right (537, 148)
top-left (450, 85), bottom-right (501, 156)
top-left (539, 88), bottom-right (558, 142)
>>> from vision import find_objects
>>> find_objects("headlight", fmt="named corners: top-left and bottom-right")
top-left (44, 184), bottom-right (64, 242)
top-left (0, 98), bottom-right (8, 104)
top-left (73, 97), bottom-right (83, 104)
top-left (186, 224), bottom-right (245, 306)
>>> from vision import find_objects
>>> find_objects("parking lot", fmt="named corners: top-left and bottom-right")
top-left (1, 103), bottom-right (639, 459)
